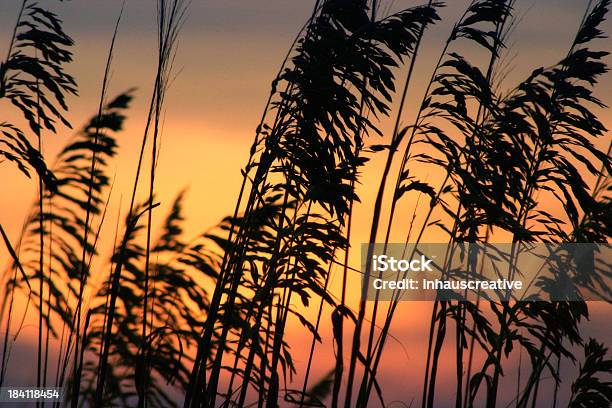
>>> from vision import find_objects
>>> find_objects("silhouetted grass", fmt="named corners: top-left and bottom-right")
top-left (0, 1), bottom-right (611, 407)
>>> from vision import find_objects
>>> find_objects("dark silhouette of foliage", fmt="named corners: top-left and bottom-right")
top-left (185, 1), bottom-right (442, 406)
top-left (0, 0), bottom-right (76, 190)
top-left (0, 121), bottom-right (55, 190)
top-left (75, 193), bottom-right (220, 407)
top-left (568, 338), bottom-right (612, 408)
top-left (0, 1), bottom-right (610, 407)
top-left (5, 91), bottom-right (133, 330)
top-left (0, 3), bottom-right (76, 134)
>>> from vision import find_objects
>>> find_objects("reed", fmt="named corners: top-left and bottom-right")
top-left (0, 1), bottom-right (610, 407)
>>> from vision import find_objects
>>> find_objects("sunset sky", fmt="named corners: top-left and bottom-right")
top-left (1, 0), bottom-right (610, 245)
top-left (0, 1), bottom-right (611, 406)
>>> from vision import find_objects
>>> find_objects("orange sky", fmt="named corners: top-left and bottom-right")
top-left (1, 1), bottom-right (611, 406)
top-left (1, 0), bottom-right (610, 245)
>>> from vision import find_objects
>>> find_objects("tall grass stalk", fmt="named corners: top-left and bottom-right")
top-left (95, 1), bottom-right (187, 405)
top-left (67, 6), bottom-right (124, 406)
top-left (355, 0), bottom-right (439, 402)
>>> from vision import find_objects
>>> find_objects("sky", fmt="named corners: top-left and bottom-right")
top-left (1, 0), bottom-right (610, 242)
top-left (0, 0), bottom-right (611, 406)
